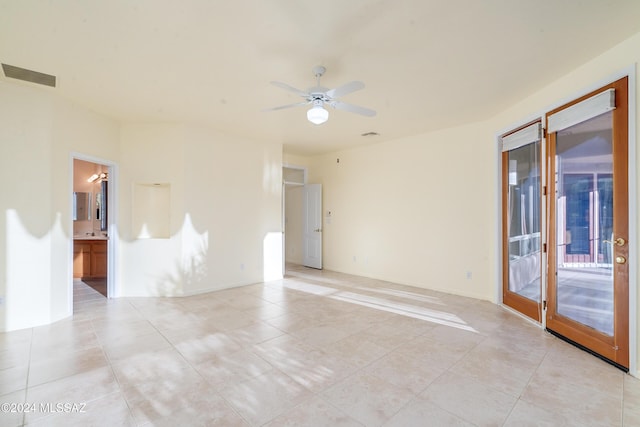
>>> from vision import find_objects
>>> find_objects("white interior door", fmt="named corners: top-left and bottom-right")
top-left (303, 184), bottom-right (322, 269)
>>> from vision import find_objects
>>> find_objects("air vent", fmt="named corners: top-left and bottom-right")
top-left (2, 63), bottom-right (56, 87)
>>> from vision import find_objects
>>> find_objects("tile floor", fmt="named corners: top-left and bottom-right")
top-left (82, 278), bottom-right (108, 298)
top-left (1, 265), bottom-right (639, 426)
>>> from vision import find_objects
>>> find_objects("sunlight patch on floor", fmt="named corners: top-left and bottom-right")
top-left (280, 270), bottom-right (477, 333)
top-left (354, 286), bottom-right (448, 306)
top-left (282, 280), bottom-right (336, 296)
top-left (330, 291), bottom-right (477, 333)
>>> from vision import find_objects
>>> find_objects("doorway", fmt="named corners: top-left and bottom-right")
top-left (283, 165), bottom-right (323, 271)
top-left (501, 76), bottom-right (632, 370)
top-left (283, 165), bottom-right (307, 273)
top-left (72, 156), bottom-right (115, 302)
top-left (546, 77), bottom-right (629, 369)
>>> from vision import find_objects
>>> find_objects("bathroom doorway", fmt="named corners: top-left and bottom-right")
top-left (72, 157), bottom-right (114, 301)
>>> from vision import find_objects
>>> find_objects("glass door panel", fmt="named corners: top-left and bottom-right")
top-left (502, 138), bottom-right (542, 321)
top-left (554, 113), bottom-right (613, 336)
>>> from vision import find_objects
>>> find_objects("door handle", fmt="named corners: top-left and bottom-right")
top-left (604, 237), bottom-right (627, 246)
top-left (616, 256), bottom-right (626, 264)
top-left (314, 228), bottom-right (322, 232)
top-left (614, 237), bottom-right (626, 247)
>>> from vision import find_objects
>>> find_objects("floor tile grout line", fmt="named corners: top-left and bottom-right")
top-left (214, 332), bottom-right (318, 427)
top-left (19, 327), bottom-right (35, 427)
top-left (35, 268), bottom-right (635, 426)
top-left (121, 298), bottom-right (199, 425)
top-left (22, 324), bottom-right (125, 426)
top-left (444, 328), bottom-right (550, 426)
top-left (86, 298), bottom-right (149, 424)
top-left (147, 305), bottom-right (265, 427)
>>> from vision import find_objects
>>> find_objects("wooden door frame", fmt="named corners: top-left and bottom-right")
top-left (546, 77), bottom-right (629, 368)
top-left (501, 122), bottom-right (544, 322)
top-left (495, 67), bottom-right (637, 377)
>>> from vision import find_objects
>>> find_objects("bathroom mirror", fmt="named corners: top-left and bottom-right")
top-left (73, 192), bottom-right (91, 221)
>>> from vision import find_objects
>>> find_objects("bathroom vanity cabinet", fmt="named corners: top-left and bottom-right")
top-left (73, 239), bottom-right (107, 279)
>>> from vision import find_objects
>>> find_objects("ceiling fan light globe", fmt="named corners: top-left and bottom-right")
top-left (307, 106), bottom-right (329, 125)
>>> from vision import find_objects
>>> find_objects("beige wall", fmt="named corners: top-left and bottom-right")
top-left (283, 153), bottom-right (313, 170)
top-left (308, 121), bottom-right (492, 300)
top-left (301, 31), bottom-right (640, 376)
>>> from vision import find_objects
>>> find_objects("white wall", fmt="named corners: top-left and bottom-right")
top-left (118, 124), bottom-right (283, 297)
top-left (0, 81), bottom-right (120, 331)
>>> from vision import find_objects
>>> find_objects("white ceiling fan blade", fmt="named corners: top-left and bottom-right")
top-left (331, 101), bottom-right (376, 117)
top-left (263, 101), bottom-right (310, 112)
top-left (270, 81), bottom-right (309, 98)
top-left (326, 81), bottom-right (365, 99)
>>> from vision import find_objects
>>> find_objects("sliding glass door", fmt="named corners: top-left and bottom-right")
top-left (502, 124), bottom-right (543, 321)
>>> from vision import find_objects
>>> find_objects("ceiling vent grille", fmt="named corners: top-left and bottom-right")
top-left (2, 63), bottom-right (56, 87)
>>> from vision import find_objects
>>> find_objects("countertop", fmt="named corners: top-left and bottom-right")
top-left (74, 236), bottom-right (109, 240)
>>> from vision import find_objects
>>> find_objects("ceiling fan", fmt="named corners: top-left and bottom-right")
top-left (264, 66), bottom-right (376, 125)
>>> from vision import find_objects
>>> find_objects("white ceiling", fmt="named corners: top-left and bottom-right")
top-left (1, 1), bottom-right (640, 155)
